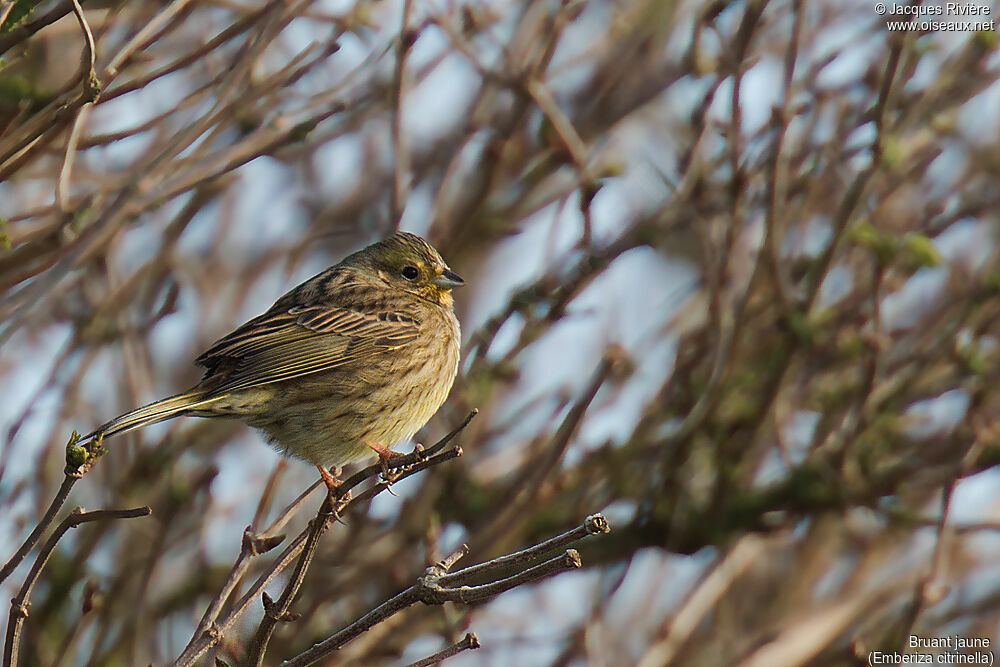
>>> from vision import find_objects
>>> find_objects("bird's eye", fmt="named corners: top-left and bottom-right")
top-left (401, 266), bottom-right (419, 280)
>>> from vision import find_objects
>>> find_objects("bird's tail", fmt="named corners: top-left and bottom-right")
top-left (77, 389), bottom-right (218, 444)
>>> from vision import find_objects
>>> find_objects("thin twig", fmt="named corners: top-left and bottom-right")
top-left (182, 527), bottom-right (288, 667)
top-left (243, 492), bottom-right (350, 666)
top-left (402, 632), bottom-right (480, 667)
top-left (439, 513), bottom-right (608, 586)
top-left (0, 0), bottom-right (80, 57)
top-left (55, 0), bottom-right (100, 212)
top-left (280, 514), bottom-right (609, 667)
top-left (173, 412), bottom-right (478, 667)
top-left (636, 535), bottom-right (764, 667)
top-left (526, 78), bottom-right (590, 173)
top-left (99, 1), bottom-right (282, 104)
top-left (2, 506), bottom-right (151, 667)
top-left (102, 0), bottom-right (197, 79)
top-left (390, 0), bottom-right (415, 222)
top-left (179, 448), bottom-right (462, 667)
top-left (897, 451), bottom-right (970, 651)
top-left (70, 0), bottom-right (96, 74)
top-left (56, 104), bottom-right (93, 213)
top-left (423, 549), bottom-right (582, 604)
top-left (0, 475), bottom-right (76, 587)
top-left (0, 432), bottom-right (105, 586)
top-left (802, 42), bottom-right (903, 311)
top-left (761, 0), bottom-right (803, 316)
top-left (250, 460), bottom-right (288, 531)
top-left (468, 354), bottom-right (615, 555)
top-left (0, 2), bottom-right (14, 31)
top-left (331, 408), bottom-right (478, 493)
top-left (263, 479), bottom-right (324, 536)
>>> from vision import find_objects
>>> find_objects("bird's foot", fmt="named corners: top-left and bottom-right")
top-left (317, 465), bottom-right (349, 524)
top-left (316, 465), bottom-right (342, 494)
top-left (367, 442), bottom-right (404, 486)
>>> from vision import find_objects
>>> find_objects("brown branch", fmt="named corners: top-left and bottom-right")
top-left (440, 513), bottom-right (609, 586)
top-left (761, 0), bottom-right (803, 316)
top-left (243, 492), bottom-right (350, 666)
top-left (180, 526), bottom-right (289, 667)
top-left (424, 548), bottom-right (583, 604)
top-left (0, 0), bottom-right (80, 56)
top-left (0, 3), bottom-right (14, 31)
top-left (243, 444), bottom-right (471, 664)
top-left (0, 476), bottom-right (75, 588)
top-left (893, 431), bottom-right (984, 652)
top-left (390, 0), bottom-right (415, 222)
top-left (526, 79), bottom-right (590, 173)
top-left (402, 632), bottom-right (480, 667)
top-left (636, 536), bottom-right (764, 667)
top-left (101, 0), bottom-right (198, 80)
top-left (280, 513), bottom-right (609, 666)
top-left (99, 1), bottom-right (283, 103)
top-left (173, 411), bottom-right (478, 667)
top-left (56, 103), bottom-right (94, 214)
top-left (55, 0), bottom-right (99, 213)
top-left (70, 0), bottom-right (96, 75)
top-left (468, 352), bottom-right (617, 555)
top-left (803, 36), bottom-right (904, 311)
top-left (0, 431), bottom-right (105, 586)
top-left (2, 505), bottom-right (151, 667)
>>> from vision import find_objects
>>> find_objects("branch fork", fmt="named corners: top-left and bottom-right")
top-left (278, 513), bottom-right (611, 667)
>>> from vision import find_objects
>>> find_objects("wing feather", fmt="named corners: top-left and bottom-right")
top-left (195, 304), bottom-right (420, 394)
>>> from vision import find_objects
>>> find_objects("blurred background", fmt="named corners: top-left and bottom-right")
top-left (2, 0), bottom-right (1000, 664)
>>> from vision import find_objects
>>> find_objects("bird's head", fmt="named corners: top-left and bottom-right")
top-left (354, 232), bottom-right (464, 307)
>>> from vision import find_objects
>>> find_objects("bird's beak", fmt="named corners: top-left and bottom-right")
top-left (433, 269), bottom-right (465, 289)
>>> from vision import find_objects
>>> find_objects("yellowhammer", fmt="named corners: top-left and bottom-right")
top-left (77, 232), bottom-right (463, 487)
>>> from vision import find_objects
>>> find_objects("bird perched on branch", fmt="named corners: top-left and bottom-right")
top-left (78, 232), bottom-right (463, 489)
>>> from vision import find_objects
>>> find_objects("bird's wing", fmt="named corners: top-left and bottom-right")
top-left (195, 304), bottom-right (420, 394)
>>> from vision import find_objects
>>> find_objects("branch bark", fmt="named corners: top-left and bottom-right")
top-left (2, 505), bottom-right (151, 667)
top-left (280, 513), bottom-right (610, 667)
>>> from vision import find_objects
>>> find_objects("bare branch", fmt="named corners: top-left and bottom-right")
top-left (281, 514), bottom-right (609, 666)
top-left (438, 513), bottom-right (608, 586)
top-left (402, 632), bottom-right (480, 667)
top-left (0, 431), bottom-right (106, 586)
top-left (2, 505), bottom-right (151, 667)
top-left (174, 413), bottom-right (477, 667)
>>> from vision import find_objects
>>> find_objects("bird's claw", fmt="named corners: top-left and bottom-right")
top-left (367, 442), bottom-right (404, 479)
top-left (317, 465), bottom-right (343, 495)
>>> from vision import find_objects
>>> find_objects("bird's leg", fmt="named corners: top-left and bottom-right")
top-left (316, 465), bottom-right (342, 493)
top-left (316, 465), bottom-right (350, 524)
top-left (367, 442), bottom-right (404, 480)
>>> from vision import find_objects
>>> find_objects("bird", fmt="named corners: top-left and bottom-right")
top-left (77, 231), bottom-right (463, 489)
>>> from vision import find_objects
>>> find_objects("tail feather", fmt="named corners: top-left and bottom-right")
top-left (78, 390), bottom-right (217, 443)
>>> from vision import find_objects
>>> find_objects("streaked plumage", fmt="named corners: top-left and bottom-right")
top-left (79, 232), bottom-right (463, 469)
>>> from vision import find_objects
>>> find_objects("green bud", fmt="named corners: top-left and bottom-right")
top-left (66, 435), bottom-right (89, 469)
top-left (900, 233), bottom-right (942, 269)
